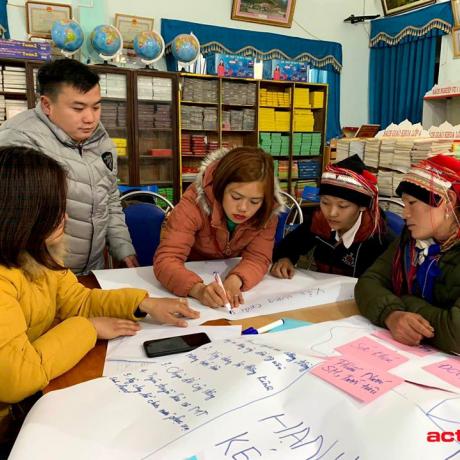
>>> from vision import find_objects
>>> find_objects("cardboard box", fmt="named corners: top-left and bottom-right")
top-left (263, 59), bottom-right (308, 82)
top-left (206, 53), bottom-right (254, 78)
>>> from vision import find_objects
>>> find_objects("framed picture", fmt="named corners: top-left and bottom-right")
top-left (114, 13), bottom-right (154, 48)
top-left (381, 0), bottom-right (435, 16)
top-left (453, 26), bottom-right (460, 58)
top-left (452, 0), bottom-right (460, 25)
top-left (231, 0), bottom-right (296, 28)
top-left (26, 1), bottom-right (72, 39)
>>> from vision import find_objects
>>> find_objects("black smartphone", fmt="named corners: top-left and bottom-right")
top-left (143, 332), bottom-right (211, 358)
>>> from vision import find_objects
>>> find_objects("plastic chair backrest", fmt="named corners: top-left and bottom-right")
top-left (123, 203), bottom-right (165, 266)
top-left (120, 191), bottom-right (174, 266)
top-left (275, 191), bottom-right (304, 244)
top-left (118, 184), bottom-right (159, 194)
top-left (121, 190), bottom-right (174, 213)
top-left (379, 197), bottom-right (405, 236)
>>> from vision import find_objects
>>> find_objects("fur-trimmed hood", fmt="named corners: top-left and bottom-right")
top-left (17, 239), bottom-right (67, 282)
top-left (193, 148), bottom-right (285, 217)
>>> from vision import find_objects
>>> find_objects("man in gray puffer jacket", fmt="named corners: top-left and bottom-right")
top-left (0, 59), bottom-right (138, 274)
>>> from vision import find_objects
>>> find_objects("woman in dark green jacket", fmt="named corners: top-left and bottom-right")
top-left (356, 154), bottom-right (460, 354)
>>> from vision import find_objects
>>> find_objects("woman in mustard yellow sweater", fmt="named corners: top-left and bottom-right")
top-left (0, 146), bottom-right (198, 416)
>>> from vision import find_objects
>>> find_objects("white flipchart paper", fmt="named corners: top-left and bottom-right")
top-left (93, 259), bottom-right (357, 322)
top-left (10, 316), bottom-right (460, 460)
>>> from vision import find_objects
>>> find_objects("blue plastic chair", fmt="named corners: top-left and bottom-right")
top-left (275, 191), bottom-right (304, 245)
top-left (119, 184), bottom-right (159, 194)
top-left (121, 191), bottom-right (174, 267)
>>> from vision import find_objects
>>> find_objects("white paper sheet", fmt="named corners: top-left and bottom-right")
top-left (103, 324), bottom-right (242, 376)
top-left (93, 259), bottom-right (357, 321)
top-left (10, 317), bottom-right (460, 460)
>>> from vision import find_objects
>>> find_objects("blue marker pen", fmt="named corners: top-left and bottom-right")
top-left (242, 319), bottom-right (284, 335)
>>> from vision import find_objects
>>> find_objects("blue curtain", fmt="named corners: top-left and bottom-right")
top-left (369, 36), bottom-right (437, 127)
top-left (0, 0), bottom-right (9, 39)
top-left (310, 68), bottom-right (340, 141)
top-left (369, 2), bottom-right (453, 128)
top-left (161, 19), bottom-right (342, 140)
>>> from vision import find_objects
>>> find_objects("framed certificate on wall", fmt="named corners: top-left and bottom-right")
top-left (26, 1), bottom-right (72, 39)
top-left (114, 13), bottom-right (154, 48)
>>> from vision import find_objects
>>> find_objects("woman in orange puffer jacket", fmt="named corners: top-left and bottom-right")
top-left (154, 147), bottom-right (284, 309)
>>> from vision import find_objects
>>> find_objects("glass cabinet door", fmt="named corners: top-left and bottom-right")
top-left (135, 74), bottom-right (176, 204)
top-left (179, 76), bottom-right (219, 193)
top-left (98, 71), bottom-right (130, 185)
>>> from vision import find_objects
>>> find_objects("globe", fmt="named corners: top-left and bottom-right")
top-left (51, 19), bottom-right (84, 57)
top-left (171, 33), bottom-right (200, 64)
top-left (133, 30), bottom-right (164, 64)
top-left (89, 25), bottom-right (123, 60)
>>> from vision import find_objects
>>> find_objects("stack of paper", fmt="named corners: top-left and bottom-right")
top-left (428, 139), bottom-right (453, 157)
top-left (336, 139), bottom-right (350, 161)
top-left (377, 170), bottom-right (394, 196)
top-left (349, 139), bottom-right (366, 160)
top-left (363, 138), bottom-right (381, 169)
top-left (392, 172), bottom-right (404, 196)
top-left (379, 138), bottom-right (397, 169)
top-left (0, 95), bottom-right (5, 125)
top-left (392, 138), bottom-right (414, 173)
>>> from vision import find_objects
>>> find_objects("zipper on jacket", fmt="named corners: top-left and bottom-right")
top-left (76, 143), bottom-right (94, 272)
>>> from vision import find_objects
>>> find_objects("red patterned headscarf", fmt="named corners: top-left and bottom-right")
top-left (319, 155), bottom-right (381, 237)
top-left (392, 154), bottom-right (460, 295)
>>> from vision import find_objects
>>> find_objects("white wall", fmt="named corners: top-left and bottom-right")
top-left (437, 0), bottom-right (460, 86)
top-left (6, 0), bottom-right (383, 127)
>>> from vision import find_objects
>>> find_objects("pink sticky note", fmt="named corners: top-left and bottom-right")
top-left (372, 330), bottom-right (437, 357)
top-left (311, 356), bottom-right (404, 403)
top-left (336, 336), bottom-right (408, 371)
top-left (423, 358), bottom-right (460, 388)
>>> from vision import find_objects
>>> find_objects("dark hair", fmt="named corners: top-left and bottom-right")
top-left (37, 59), bottom-right (100, 99)
top-left (213, 147), bottom-right (275, 228)
top-left (0, 146), bottom-right (67, 270)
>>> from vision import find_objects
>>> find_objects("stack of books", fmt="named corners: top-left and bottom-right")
top-left (297, 159), bottom-right (321, 179)
top-left (310, 91), bottom-right (324, 109)
top-left (112, 137), bottom-right (127, 157)
top-left (259, 88), bottom-right (290, 107)
top-left (293, 88), bottom-right (310, 108)
top-left (0, 95), bottom-right (5, 125)
top-left (5, 99), bottom-right (27, 119)
top-left (259, 108), bottom-right (275, 131)
top-left (3, 66), bottom-right (26, 93)
top-left (152, 78), bottom-right (171, 101)
top-left (99, 73), bottom-right (126, 99)
top-left (293, 109), bottom-right (314, 131)
top-left (363, 139), bottom-right (381, 169)
top-left (274, 111), bottom-right (290, 131)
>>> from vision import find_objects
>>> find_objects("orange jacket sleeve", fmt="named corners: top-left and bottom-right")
top-left (153, 193), bottom-right (205, 296)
